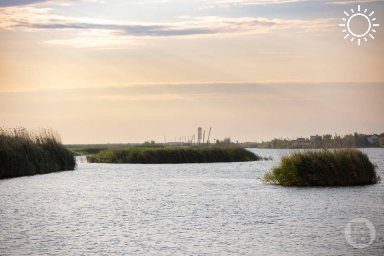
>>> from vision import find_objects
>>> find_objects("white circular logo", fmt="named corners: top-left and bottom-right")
top-left (345, 218), bottom-right (376, 249)
top-left (339, 5), bottom-right (380, 46)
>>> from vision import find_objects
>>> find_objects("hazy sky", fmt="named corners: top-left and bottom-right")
top-left (0, 0), bottom-right (383, 143)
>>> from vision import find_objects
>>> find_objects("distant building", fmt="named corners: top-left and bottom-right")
top-left (197, 127), bottom-right (202, 144)
top-left (367, 135), bottom-right (379, 144)
top-left (216, 137), bottom-right (231, 144)
top-left (223, 137), bottom-right (231, 144)
top-left (310, 135), bottom-right (321, 142)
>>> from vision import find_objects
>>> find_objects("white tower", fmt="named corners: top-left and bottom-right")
top-left (197, 127), bottom-right (202, 144)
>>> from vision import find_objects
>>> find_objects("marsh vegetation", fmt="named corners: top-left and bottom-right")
top-left (0, 127), bottom-right (76, 179)
top-left (87, 145), bottom-right (264, 164)
top-left (262, 149), bottom-right (380, 186)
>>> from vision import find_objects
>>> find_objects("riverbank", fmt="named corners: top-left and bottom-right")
top-left (0, 128), bottom-right (76, 179)
top-left (242, 132), bottom-right (384, 149)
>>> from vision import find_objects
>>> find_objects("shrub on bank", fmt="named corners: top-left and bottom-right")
top-left (87, 146), bottom-right (263, 164)
top-left (0, 127), bottom-right (76, 179)
top-left (262, 149), bottom-right (380, 186)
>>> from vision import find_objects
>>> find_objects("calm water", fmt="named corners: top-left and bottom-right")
top-left (0, 149), bottom-right (383, 255)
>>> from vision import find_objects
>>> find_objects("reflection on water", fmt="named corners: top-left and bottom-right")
top-left (0, 149), bottom-right (383, 255)
top-left (76, 155), bottom-right (87, 164)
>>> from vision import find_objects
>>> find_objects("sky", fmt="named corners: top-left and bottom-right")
top-left (0, 0), bottom-right (383, 143)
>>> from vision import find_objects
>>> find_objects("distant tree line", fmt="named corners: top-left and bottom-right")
top-left (243, 132), bottom-right (384, 149)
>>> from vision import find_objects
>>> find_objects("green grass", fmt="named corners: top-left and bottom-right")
top-left (67, 143), bottom-right (163, 155)
top-left (87, 145), bottom-right (264, 164)
top-left (67, 145), bottom-right (108, 155)
top-left (262, 149), bottom-right (380, 186)
top-left (0, 127), bottom-right (76, 179)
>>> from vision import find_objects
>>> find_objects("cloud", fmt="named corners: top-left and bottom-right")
top-left (0, 0), bottom-right (103, 7)
top-left (0, 0), bottom-right (47, 7)
top-left (1, 0), bottom-right (382, 8)
top-left (201, 0), bottom-right (384, 8)
top-left (204, 0), bottom-right (305, 7)
top-left (45, 30), bottom-right (142, 48)
top-left (0, 5), bottom-right (334, 48)
top-left (327, 0), bottom-right (384, 4)
top-left (0, 7), bottom-right (334, 35)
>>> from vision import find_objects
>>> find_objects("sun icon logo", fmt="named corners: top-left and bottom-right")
top-left (339, 4), bottom-right (380, 46)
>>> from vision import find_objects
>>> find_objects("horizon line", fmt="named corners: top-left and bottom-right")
top-left (1, 81), bottom-right (384, 94)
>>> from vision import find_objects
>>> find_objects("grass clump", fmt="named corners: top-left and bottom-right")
top-left (262, 149), bottom-right (380, 186)
top-left (87, 145), bottom-right (263, 164)
top-left (0, 127), bottom-right (76, 179)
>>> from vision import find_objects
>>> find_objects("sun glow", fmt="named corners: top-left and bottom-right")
top-left (339, 5), bottom-right (380, 46)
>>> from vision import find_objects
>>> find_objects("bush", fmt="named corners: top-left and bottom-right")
top-left (87, 146), bottom-right (264, 164)
top-left (262, 149), bottom-right (380, 186)
top-left (0, 127), bottom-right (76, 179)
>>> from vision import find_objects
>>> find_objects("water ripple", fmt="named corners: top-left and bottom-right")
top-left (0, 149), bottom-right (383, 255)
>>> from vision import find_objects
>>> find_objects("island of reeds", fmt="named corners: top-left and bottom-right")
top-left (262, 149), bottom-right (380, 186)
top-left (0, 127), bottom-right (76, 179)
top-left (87, 145), bottom-right (264, 164)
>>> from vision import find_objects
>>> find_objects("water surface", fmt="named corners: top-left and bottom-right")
top-left (1, 149), bottom-right (383, 255)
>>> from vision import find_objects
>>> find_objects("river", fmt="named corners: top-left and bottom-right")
top-left (0, 149), bottom-right (383, 255)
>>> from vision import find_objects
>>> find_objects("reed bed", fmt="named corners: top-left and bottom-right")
top-left (0, 127), bottom-right (76, 179)
top-left (87, 145), bottom-right (263, 164)
top-left (262, 149), bottom-right (380, 186)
